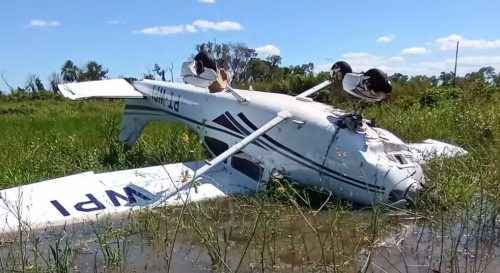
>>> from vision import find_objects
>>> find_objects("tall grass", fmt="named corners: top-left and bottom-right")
top-left (0, 82), bottom-right (499, 272)
top-left (0, 99), bottom-right (206, 189)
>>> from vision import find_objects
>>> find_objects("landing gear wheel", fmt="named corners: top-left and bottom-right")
top-left (330, 61), bottom-right (352, 81)
top-left (364, 68), bottom-right (392, 94)
top-left (194, 52), bottom-right (217, 75)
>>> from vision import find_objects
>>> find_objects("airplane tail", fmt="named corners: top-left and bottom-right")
top-left (119, 99), bottom-right (162, 146)
top-left (120, 97), bottom-right (197, 146)
top-left (57, 79), bottom-right (157, 146)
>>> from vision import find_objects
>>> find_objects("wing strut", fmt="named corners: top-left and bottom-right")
top-left (196, 111), bottom-right (291, 177)
top-left (152, 110), bottom-right (292, 207)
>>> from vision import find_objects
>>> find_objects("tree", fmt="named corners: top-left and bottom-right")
top-left (81, 61), bottom-right (108, 81)
top-left (248, 58), bottom-right (271, 82)
top-left (152, 64), bottom-right (166, 81)
top-left (439, 71), bottom-right (454, 86)
top-left (61, 60), bottom-right (80, 83)
top-left (266, 55), bottom-right (282, 67)
top-left (289, 63), bottom-right (314, 77)
top-left (195, 42), bottom-right (231, 69)
top-left (266, 55), bottom-right (283, 81)
top-left (478, 66), bottom-right (496, 82)
top-left (48, 73), bottom-right (62, 92)
top-left (1, 72), bottom-right (14, 92)
top-left (228, 43), bottom-right (257, 83)
top-left (389, 73), bottom-right (409, 83)
top-left (25, 75), bottom-right (45, 92)
top-left (143, 72), bottom-right (155, 80)
top-left (194, 41), bottom-right (256, 83)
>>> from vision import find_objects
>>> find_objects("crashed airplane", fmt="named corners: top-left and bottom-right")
top-left (0, 53), bottom-right (467, 233)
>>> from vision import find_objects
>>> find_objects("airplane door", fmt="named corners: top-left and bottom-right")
top-left (229, 152), bottom-right (265, 182)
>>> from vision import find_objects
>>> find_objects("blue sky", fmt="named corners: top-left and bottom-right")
top-left (1, 0), bottom-right (500, 90)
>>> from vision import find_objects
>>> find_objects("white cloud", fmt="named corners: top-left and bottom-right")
top-left (139, 25), bottom-right (185, 35)
top-left (27, 19), bottom-right (60, 28)
top-left (191, 20), bottom-right (243, 31)
top-left (436, 34), bottom-right (500, 51)
top-left (106, 20), bottom-right (120, 25)
top-left (185, 24), bottom-right (197, 33)
top-left (453, 55), bottom-right (500, 68)
top-left (340, 52), bottom-right (394, 72)
top-left (316, 52), bottom-right (500, 77)
top-left (198, 0), bottom-right (215, 3)
top-left (376, 35), bottom-right (394, 43)
top-left (138, 20), bottom-right (243, 35)
top-left (401, 47), bottom-right (430, 55)
top-left (389, 56), bottom-right (405, 62)
top-left (255, 44), bottom-right (281, 57)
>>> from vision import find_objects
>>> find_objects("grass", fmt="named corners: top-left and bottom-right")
top-left (0, 82), bottom-right (499, 272)
top-left (0, 100), bottom-right (207, 188)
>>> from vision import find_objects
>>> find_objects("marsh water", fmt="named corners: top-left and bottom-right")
top-left (1, 197), bottom-right (499, 273)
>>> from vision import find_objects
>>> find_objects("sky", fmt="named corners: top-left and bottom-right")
top-left (1, 0), bottom-right (500, 91)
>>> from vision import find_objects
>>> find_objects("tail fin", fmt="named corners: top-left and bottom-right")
top-left (119, 99), bottom-right (173, 147)
top-left (58, 79), bottom-right (143, 100)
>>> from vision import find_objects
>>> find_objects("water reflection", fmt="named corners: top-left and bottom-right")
top-left (0, 197), bottom-right (499, 273)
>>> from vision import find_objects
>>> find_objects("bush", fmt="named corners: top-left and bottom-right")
top-left (0, 89), bottom-right (62, 102)
top-left (458, 78), bottom-right (499, 103)
top-left (419, 86), bottom-right (458, 108)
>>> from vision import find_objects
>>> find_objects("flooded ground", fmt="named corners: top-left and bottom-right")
top-left (1, 197), bottom-right (499, 273)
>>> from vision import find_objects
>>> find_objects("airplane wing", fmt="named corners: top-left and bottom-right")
top-left (0, 161), bottom-right (260, 234)
top-left (0, 111), bottom-right (292, 234)
top-left (58, 79), bottom-right (144, 100)
top-left (408, 139), bottom-right (468, 164)
top-left (146, 110), bottom-right (292, 207)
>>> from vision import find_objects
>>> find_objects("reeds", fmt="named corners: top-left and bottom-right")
top-left (0, 88), bottom-right (499, 272)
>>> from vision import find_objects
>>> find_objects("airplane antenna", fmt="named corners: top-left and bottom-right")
top-left (453, 41), bottom-right (459, 86)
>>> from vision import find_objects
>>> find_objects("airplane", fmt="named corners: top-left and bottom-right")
top-left (0, 53), bottom-right (467, 234)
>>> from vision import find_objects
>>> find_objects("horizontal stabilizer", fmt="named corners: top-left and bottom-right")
top-left (0, 161), bottom-right (260, 234)
top-left (409, 139), bottom-right (468, 164)
top-left (58, 79), bottom-right (143, 100)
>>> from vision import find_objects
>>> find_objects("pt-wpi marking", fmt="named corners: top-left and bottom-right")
top-left (50, 186), bottom-right (152, 217)
top-left (151, 85), bottom-right (180, 112)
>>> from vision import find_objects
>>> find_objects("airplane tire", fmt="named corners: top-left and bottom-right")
top-left (364, 68), bottom-right (392, 94)
top-left (331, 61), bottom-right (352, 81)
top-left (194, 52), bottom-right (218, 75)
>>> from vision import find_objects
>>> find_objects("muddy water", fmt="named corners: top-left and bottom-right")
top-left (367, 212), bottom-right (500, 273)
top-left (1, 198), bottom-right (499, 272)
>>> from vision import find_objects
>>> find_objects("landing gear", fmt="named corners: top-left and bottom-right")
top-left (363, 68), bottom-right (392, 94)
top-left (193, 52), bottom-right (218, 75)
top-left (330, 61), bottom-right (352, 81)
top-left (335, 62), bottom-right (392, 103)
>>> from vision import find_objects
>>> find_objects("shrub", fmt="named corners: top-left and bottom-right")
top-left (419, 86), bottom-right (458, 108)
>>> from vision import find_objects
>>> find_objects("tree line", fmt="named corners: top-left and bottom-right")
top-left (1, 41), bottom-right (499, 99)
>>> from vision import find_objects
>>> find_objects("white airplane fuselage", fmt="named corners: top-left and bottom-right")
top-left (121, 79), bottom-right (423, 205)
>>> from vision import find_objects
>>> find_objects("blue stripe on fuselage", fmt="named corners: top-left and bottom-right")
top-left (124, 105), bottom-right (242, 139)
top-left (235, 112), bottom-right (385, 192)
top-left (123, 104), bottom-right (383, 193)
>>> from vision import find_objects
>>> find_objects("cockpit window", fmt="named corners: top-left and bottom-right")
top-left (204, 136), bottom-right (228, 156)
top-left (231, 153), bottom-right (263, 181)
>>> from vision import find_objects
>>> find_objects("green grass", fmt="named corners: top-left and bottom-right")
top-left (0, 99), bottom-right (207, 188)
top-left (0, 84), bottom-right (499, 272)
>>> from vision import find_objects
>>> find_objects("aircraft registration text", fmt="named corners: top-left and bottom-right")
top-left (151, 85), bottom-right (180, 112)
